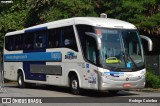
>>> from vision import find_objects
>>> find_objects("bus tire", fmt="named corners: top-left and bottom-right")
top-left (108, 90), bottom-right (119, 95)
top-left (17, 72), bottom-right (26, 88)
top-left (70, 76), bottom-right (80, 95)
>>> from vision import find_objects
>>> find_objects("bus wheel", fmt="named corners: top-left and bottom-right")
top-left (17, 72), bottom-right (26, 88)
top-left (70, 76), bottom-right (80, 95)
top-left (108, 90), bottom-right (119, 95)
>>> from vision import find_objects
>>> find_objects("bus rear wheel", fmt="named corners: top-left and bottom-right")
top-left (17, 72), bottom-right (26, 88)
top-left (70, 76), bottom-right (80, 95)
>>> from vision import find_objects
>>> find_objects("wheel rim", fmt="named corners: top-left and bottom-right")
top-left (71, 80), bottom-right (78, 90)
top-left (18, 76), bottom-right (22, 86)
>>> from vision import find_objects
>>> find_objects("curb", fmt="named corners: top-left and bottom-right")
top-left (131, 88), bottom-right (160, 92)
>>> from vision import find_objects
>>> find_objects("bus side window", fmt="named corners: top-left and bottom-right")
top-left (61, 26), bottom-right (78, 52)
top-left (15, 35), bottom-right (23, 50)
top-left (5, 35), bottom-right (23, 51)
top-left (9, 36), bottom-right (15, 51)
top-left (5, 36), bottom-right (10, 51)
top-left (35, 34), bottom-right (43, 48)
top-left (76, 25), bottom-right (95, 63)
top-left (34, 31), bottom-right (46, 49)
top-left (86, 36), bottom-right (97, 64)
top-left (47, 28), bottom-right (61, 48)
top-left (24, 33), bottom-right (34, 50)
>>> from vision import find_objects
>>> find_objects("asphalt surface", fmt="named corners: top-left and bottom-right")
top-left (0, 82), bottom-right (160, 106)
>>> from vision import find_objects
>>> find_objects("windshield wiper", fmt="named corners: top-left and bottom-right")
top-left (121, 51), bottom-right (138, 69)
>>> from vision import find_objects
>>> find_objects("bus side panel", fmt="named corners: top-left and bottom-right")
top-left (4, 62), bottom-right (22, 81)
top-left (23, 61), bottom-right (46, 81)
top-left (46, 62), bottom-right (62, 86)
top-left (23, 49), bottom-right (46, 81)
top-left (63, 62), bottom-right (83, 87)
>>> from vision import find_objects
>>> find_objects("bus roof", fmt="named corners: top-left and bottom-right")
top-left (5, 17), bottom-right (136, 36)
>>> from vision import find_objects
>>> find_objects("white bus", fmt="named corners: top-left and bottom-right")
top-left (3, 16), bottom-right (152, 94)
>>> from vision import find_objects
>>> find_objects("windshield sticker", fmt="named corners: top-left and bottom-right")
top-left (106, 57), bottom-right (121, 64)
top-left (65, 51), bottom-right (77, 59)
top-left (104, 72), bottom-right (124, 77)
top-left (127, 62), bottom-right (131, 68)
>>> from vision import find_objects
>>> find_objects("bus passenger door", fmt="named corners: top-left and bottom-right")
top-left (82, 36), bottom-right (99, 90)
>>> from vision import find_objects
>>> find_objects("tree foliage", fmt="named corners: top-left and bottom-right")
top-left (0, 0), bottom-right (27, 48)
top-left (0, 0), bottom-right (160, 49)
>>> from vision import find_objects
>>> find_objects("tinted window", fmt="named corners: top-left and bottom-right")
top-left (86, 36), bottom-right (97, 64)
top-left (76, 25), bottom-right (94, 60)
top-left (34, 31), bottom-right (46, 49)
top-left (24, 33), bottom-right (34, 50)
top-left (47, 28), bottom-right (61, 48)
top-left (5, 26), bottom-right (78, 51)
top-left (5, 36), bottom-right (12, 51)
top-left (61, 26), bottom-right (78, 52)
top-left (15, 35), bottom-right (23, 50)
top-left (5, 35), bottom-right (22, 51)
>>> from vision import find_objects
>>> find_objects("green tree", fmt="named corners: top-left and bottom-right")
top-left (0, 0), bottom-right (27, 49)
top-left (25, 0), bottom-right (50, 27)
top-left (0, 0), bottom-right (160, 49)
top-left (26, 0), bottom-right (98, 26)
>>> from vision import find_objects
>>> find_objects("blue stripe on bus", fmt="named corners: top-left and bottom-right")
top-left (3, 52), bottom-right (62, 62)
top-left (24, 27), bottom-right (47, 33)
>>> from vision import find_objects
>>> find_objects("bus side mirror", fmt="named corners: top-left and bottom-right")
top-left (85, 32), bottom-right (102, 50)
top-left (140, 35), bottom-right (153, 51)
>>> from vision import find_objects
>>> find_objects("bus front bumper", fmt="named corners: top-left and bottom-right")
top-left (98, 76), bottom-right (145, 91)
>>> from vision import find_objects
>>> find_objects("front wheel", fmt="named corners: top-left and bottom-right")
top-left (70, 76), bottom-right (80, 95)
top-left (17, 72), bottom-right (26, 88)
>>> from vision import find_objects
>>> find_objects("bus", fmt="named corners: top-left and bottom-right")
top-left (3, 16), bottom-right (152, 95)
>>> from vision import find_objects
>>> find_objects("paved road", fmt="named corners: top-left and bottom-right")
top-left (1, 83), bottom-right (160, 97)
top-left (0, 83), bottom-right (160, 106)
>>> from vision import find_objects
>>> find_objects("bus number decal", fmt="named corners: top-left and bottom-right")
top-left (88, 76), bottom-right (96, 84)
top-left (65, 51), bottom-right (77, 59)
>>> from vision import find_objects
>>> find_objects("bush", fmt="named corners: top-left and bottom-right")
top-left (145, 66), bottom-right (160, 88)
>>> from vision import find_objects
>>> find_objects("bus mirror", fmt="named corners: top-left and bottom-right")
top-left (85, 32), bottom-right (102, 50)
top-left (140, 35), bottom-right (153, 51)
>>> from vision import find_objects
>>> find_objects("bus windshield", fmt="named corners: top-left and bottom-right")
top-left (98, 28), bottom-right (144, 71)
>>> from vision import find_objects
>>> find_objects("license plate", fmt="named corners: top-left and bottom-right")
top-left (123, 83), bottom-right (131, 88)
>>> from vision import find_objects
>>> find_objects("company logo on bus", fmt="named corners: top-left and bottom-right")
top-left (65, 52), bottom-right (77, 59)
